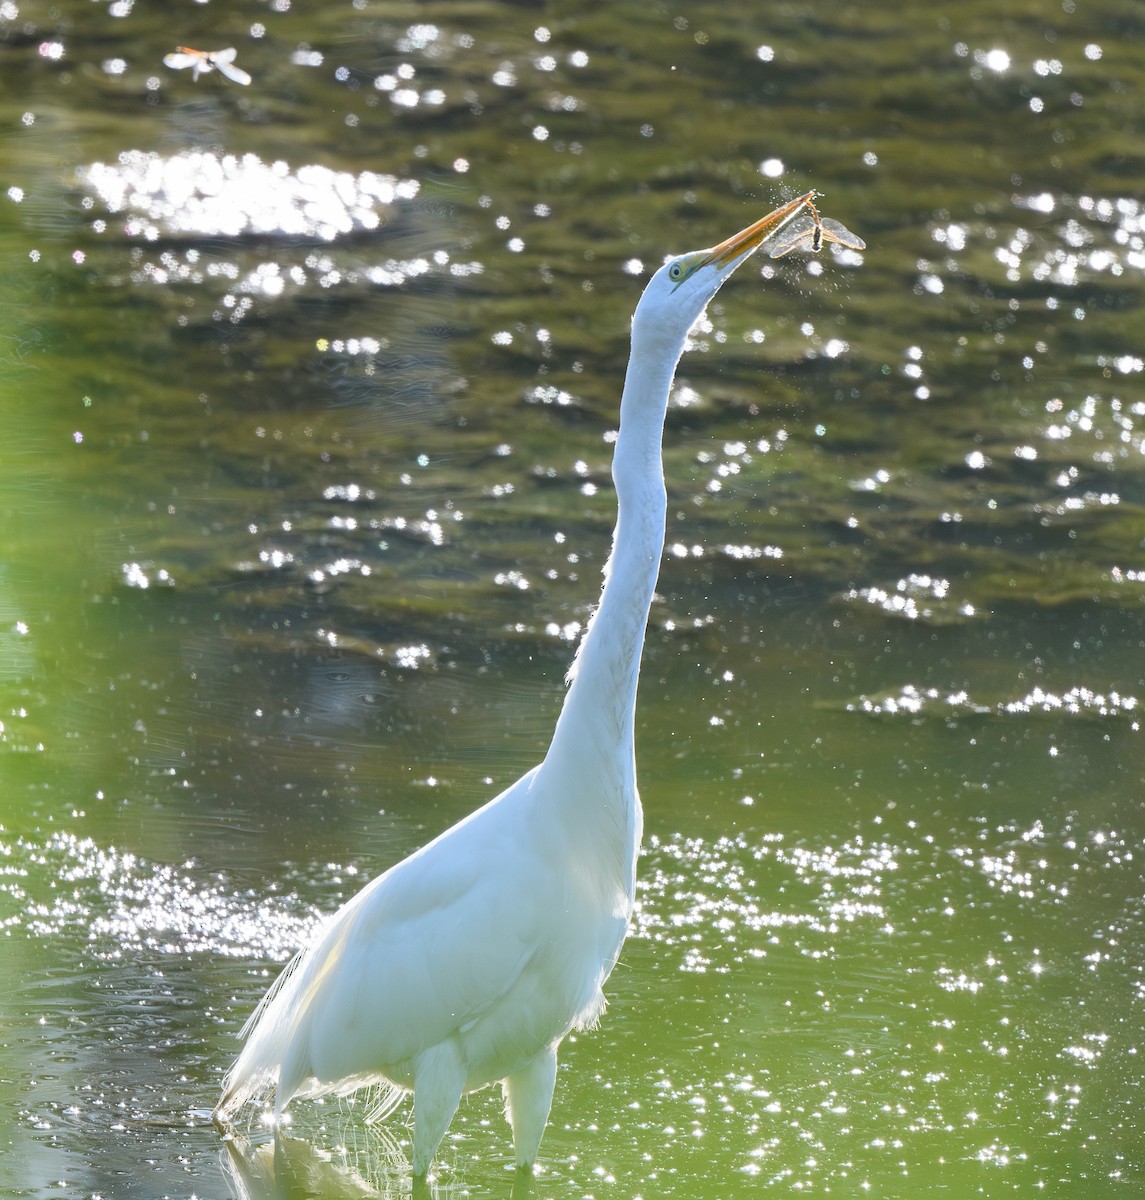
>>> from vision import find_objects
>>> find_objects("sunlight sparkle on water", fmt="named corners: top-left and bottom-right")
top-left (843, 574), bottom-right (976, 623)
top-left (634, 833), bottom-right (892, 974)
top-left (80, 151), bottom-right (420, 241)
top-left (850, 682), bottom-right (1137, 719)
top-left (1003, 194), bottom-right (1145, 283)
top-left (120, 561), bottom-right (173, 589)
top-left (5, 832), bottom-right (323, 960)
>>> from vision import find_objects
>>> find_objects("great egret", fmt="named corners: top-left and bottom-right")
top-left (214, 190), bottom-right (852, 1176)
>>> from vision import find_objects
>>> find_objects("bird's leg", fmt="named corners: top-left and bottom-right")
top-left (411, 1040), bottom-right (466, 1176)
top-left (411, 1175), bottom-right (438, 1200)
top-left (503, 1045), bottom-right (558, 1170)
top-left (510, 1168), bottom-right (537, 1200)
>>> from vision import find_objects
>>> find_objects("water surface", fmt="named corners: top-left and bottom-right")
top-left (1, 1), bottom-right (1143, 1196)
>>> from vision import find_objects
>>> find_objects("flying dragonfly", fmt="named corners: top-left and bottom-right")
top-left (767, 198), bottom-right (865, 258)
top-left (163, 46), bottom-right (251, 86)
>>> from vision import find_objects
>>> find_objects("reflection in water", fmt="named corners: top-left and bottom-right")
top-left (222, 1128), bottom-right (545, 1200)
top-left (222, 1130), bottom-right (405, 1200)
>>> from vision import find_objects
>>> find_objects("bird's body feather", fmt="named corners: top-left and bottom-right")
top-left (218, 761), bottom-right (633, 1122)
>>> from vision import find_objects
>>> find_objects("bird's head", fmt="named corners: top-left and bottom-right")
top-left (632, 191), bottom-right (816, 348)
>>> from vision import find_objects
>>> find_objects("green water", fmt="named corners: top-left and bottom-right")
top-left (1, 1), bottom-right (1143, 1196)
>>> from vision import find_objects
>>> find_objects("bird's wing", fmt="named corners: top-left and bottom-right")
top-left (299, 787), bottom-right (558, 1077)
top-left (222, 773), bottom-right (581, 1113)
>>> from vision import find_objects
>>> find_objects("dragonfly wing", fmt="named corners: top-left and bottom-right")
top-left (217, 61), bottom-right (252, 85)
top-left (767, 213), bottom-right (817, 259)
top-left (819, 218), bottom-right (866, 251)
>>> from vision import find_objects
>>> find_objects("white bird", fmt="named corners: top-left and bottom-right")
top-left (214, 190), bottom-right (840, 1176)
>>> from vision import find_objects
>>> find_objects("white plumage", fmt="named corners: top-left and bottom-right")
top-left (214, 191), bottom-right (821, 1176)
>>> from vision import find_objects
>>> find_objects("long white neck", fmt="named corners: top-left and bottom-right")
top-left (543, 315), bottom-right (684, 849)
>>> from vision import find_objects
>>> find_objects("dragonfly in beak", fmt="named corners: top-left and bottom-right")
top-left (766, 193), bottom-right (866, 258)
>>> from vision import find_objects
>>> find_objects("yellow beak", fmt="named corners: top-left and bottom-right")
top-left (702, 191), bottom-right (817, 269)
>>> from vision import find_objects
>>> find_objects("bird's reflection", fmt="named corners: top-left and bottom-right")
top-left (220, 1127), bottom-right (539, 1200)
top-left (221, 1127), bottom-right (406, 1200)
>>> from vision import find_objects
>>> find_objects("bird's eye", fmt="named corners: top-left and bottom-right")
top-left (668, 263), bottom-right (684, 281)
